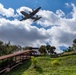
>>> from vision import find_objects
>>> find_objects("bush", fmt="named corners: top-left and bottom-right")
top-left (31, 56), bottom-right (38, 68)
top-left (51, 59), bottom-right (61, 66)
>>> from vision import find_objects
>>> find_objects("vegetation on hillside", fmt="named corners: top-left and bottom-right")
top-left (0, 41), bottom-right (20, 56)
top-left (0, 38), bottom-right (76, 75)
top-left (3, 55), bottom-right (76, 75)
top-left (63, 39), bottom-right (76, 53)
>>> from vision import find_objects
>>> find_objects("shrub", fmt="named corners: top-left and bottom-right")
top-left (31, 56), bottom-right (38, 68)
top-left (51, 59), bottom-right (61, 66)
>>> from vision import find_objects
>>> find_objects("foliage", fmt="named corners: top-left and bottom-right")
top-left (38, 45), bottom-right (46, 55)
top-left (38, 44), bottom-right (56, 56)
top-left (73, 39), bottom-right (76, 44)
top-left (0, 41), bottom-right (3, 45)
top-left (3, 55), bottom-right (76, 75)
top-left (46, 45), bottom-right (56, 56)
top-left (31, 56), bottom-right (38, 68)
top-left (50, 46), bottom-right (56, 53)
top-left (46, 44), bottom-right (51, 51)
top-left (67, 46), bottom-right (73, 52)
top-left (23, 46), bottom-right (33, 50)
top-left (72, 39), bottom-right (76, 51)
top-left (64, 46), bottom-right (73, 52)
top-left (51, 59), bottom-right (61, 66)
top-left (63, 38), bottom-right (76, 52)
top-left (0, 40), bottom-right (19, 56)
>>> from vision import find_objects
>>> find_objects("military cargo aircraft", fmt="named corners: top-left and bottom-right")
top-left (20, 7), bottom-right (42, 22)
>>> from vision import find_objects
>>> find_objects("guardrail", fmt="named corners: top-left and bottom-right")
top-left (0, 50), bottom-right (36, 74)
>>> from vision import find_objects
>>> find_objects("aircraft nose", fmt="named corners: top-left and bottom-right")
top-left (20, 11), bottom-right (23, 13)
top-left (20, 11), bottom-right (22, 14)
top-left (20, 11), bottom-right (24, 14)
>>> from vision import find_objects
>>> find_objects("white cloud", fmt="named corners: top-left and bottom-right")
top-left (36, 3), bottom-right (76, 52)
top-left (0, 3), bottom-right (16, 17)
top-left (56, 9), bottom-right (65, 17)
top-left (65, 3), bottom-right (70, 7)
top-left (16, 6), bottom-right (32, 16)
top-left (0, 18), bottom-right (50, 48)
top-left (37, 10), bottom-right (60, 27)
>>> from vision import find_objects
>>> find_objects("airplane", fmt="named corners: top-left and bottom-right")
top-left (33, 16), bottom-right (42, 22)
top-left (20, 7), bottom-right (42, 21)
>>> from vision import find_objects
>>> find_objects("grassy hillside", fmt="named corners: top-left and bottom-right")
top-left (3, 55), bottom-right (76, 75)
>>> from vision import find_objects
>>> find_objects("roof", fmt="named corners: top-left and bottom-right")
top-left (0, 50), bottom-right (33, 60)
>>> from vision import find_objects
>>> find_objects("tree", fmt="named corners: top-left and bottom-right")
top-left (46, 45), bottom-right (51, 51)
top-left (23, 46), bottom-right (33, 50)
top-left (11, 45), bottom-right (18, 52)
top-left (73, 39), bottom-right (76, 51)
top-left (67, 46), bottom-right (73, 52)
top-left (46, 45), bottom-right (56, 56)
top-left (0, 41), bottom-right (19, 56)
top-left (0, 41), bottom-right (5, 56)
top-left (73, 39), bottom-right (76, 44)
top-left (0, 41), bottom-right (3, 45)
top-left (50, 46), bottom-right (56, 53)
top-left (38, 45), bottom-right (46, 55)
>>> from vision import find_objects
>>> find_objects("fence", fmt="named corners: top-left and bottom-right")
top-left (0, 50), bottom-right (36, 73)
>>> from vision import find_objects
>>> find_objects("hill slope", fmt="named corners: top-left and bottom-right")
top-left (3, 55), bottom-right (76, 75)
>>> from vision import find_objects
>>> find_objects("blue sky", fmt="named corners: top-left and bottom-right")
top-left (0, 0), bottom-right (76, 53)
top-left (0, 0), bottom-right (75, 20)
top-left (0, 0), bottom-right (76, 12)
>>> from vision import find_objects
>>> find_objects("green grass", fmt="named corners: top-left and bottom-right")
top-left (3, 55), bottom-right (76, 75)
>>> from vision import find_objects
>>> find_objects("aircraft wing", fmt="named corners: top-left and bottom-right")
top-left (31, 16), bottom-right (36, 19)
top-left (30, 7), bottom-right (41, 16)
top-left (20, 18), bottom-right (27, 21)
top-left (31, 16), bottom-right (42, 22)
top-left (30, 11), bottom-right (37, 16)
top-left (34, 17), bottom-right (42, 22)
top-left (20, 11), bottom-right (29, 17)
